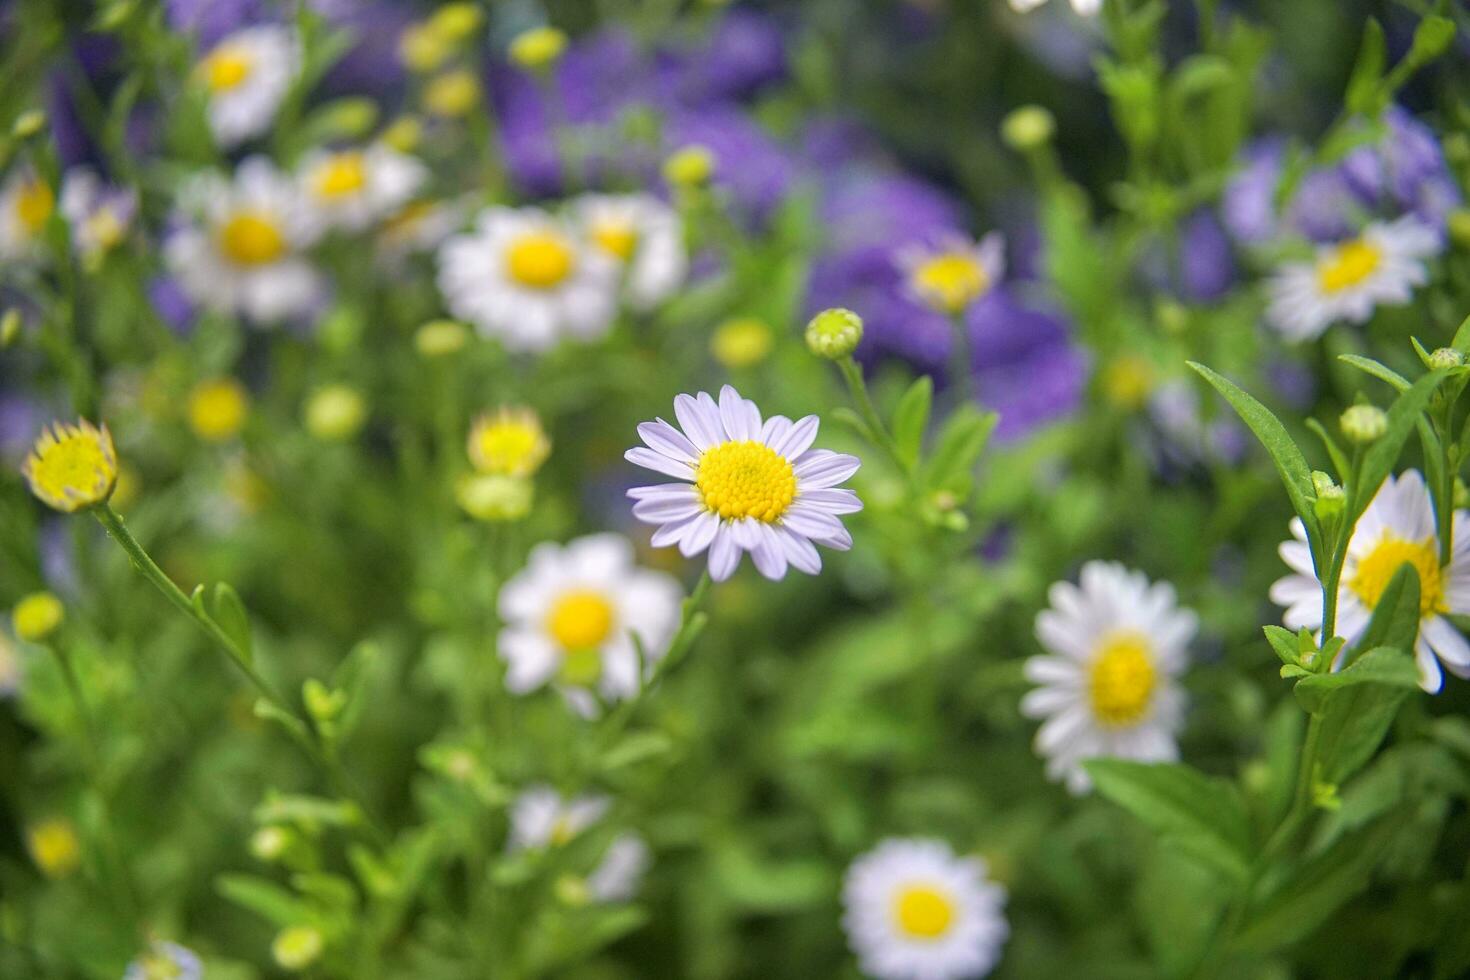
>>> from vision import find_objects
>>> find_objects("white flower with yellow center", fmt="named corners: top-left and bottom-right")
top-left (626, 385), bottom-right (862, 582)
top-left (572, 193), bottom-right (688, 311)
top-left (436, 206), bottom-right (619, 351)
top-left (59, 167), bottom-right (136, 261)
top-left (299, 144), bottom-right (427, 232)
top-left (1266, 217), bottom-right (1440, 341)
top-left (1270, 470), bottom-right (1470, 693)
top-left (1022, 561), bottom-right (1196, 794)
top-left (508, 786), bottom-right (650, 901)
top-left (164, 157), bottom-right (324, 323)
top-left (842, 837), bottom-right (1008, 980)
top-left (0, 168), bottom-right (55, 262)
top-left (897, 233), bottom-right (1005, 316)
top-left (497, 534), bottom-right (682, 713)
top-left (194, 25), bottom-right (298, 148)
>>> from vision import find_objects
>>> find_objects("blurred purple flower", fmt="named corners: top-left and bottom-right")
top-left (149, 276), bottom-right (197, 336)
top-left (1178, 210), bottom-right (1235, 303)
top-left (656, 9), bottom-right (787, 104)
top-left (0, 391), bottom-right (41, 463)
top-left (1341, 106), bottom-right (1461, 233)
top-left (165, 0), bottom-right (265, 46)
top-left (663, 105), bottom-right (795, 218)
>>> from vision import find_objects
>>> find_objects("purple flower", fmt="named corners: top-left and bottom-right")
top-left (1341, 106), bottom-right (1461, 232)
top-left (165, 0), bottom-right (265, 46)
top-left (663, 105), bottom-right (795, 218)
top-left (1178, 210), bottom-right (1235, 303)
top-left (969, 288), bottom-right (1088, 442)
top-left (656, 9), bottom-right (787, 104)
top-left (148, 275), bottom-right (197, 336)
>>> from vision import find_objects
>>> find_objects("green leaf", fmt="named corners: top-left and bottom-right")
top-left (1263, 625), bottom-right (1300, 666)
top-left (1233, 821), bottom-right (1392, 953)
top-left (1451, 313), bottom-right (1470, 356)
top-left (1084, 759), bottom-right (1252, 881)
top-left (216, 873), bottom-right (312, 928)
top-left (1353, 564), bottom-right (1421, 658)
top-left (1350, 370), bottom-right (1446, 526)
top-left (1294, 646), bottom-right (1421, 714)
top-left (1404, 15), bottom-right (1455, 70)
top-left (1188, 362), bottom-right (1319, 548)
top-left (830, 406), bottom-right (875, 444)
top-left (1344, 19), bottom-right (1386, 115)
top-left (1336, 354), bottom-right (1409, 392)
top-left (600, 731), bottom-right (674, 771)
top-left (891, 376), bottom-right (933, 469)
top-left (919, 405), bottom-right (997, 492)
top-left (1312, 648), bottom-right (1421, 786)
top-left (210, 582), bottom-right (253, 663)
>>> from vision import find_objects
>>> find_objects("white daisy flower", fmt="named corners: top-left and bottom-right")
top-left (436, 206), bottom-right (619, 352)
top-left (497, 533), bottom-right (682, 715)
top-left (508, 786), bottom-right (649, 901)
top-left (897, 232), bottom-right (1005, 316)
top-left (124, 941), bottom-right (203, 980)
top-left (0, 168), bottom-right (55, 263)
top-left (625, 385), bottom-right (862, 582)
top-left (1008, 0), bottom-right (1102, 14)
top-left (1265, 217), bottom-right (1440, 341)
top-left (298, 144), bottom-right (427, 233)
top-left (1269, 470), bottom-right (1470, 693)
top-left (842, 837), bottom-right (1008, 980)
top-left (572, 193), bottom-right (688, 311)
top-left (164, 156), bottom-right (325, 323)
top-left (59, 166), bottom-right (136, 261)
top-left (1022, 561), bottom-right (1197, 794)
top-left (194, 25), bottom-right (298, 149)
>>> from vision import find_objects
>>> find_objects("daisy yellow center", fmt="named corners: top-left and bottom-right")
top-left (695, 440), bottom-right (797, 522)
top-left (1349, 535), bottom-right (1444, 616)
top-left (591, 220), bottom-right (639, 260)
top-left (912, 252), bottom-right (988, 313)
top-left (203, 47), bottom-right (254, 92)
top-left (218, 211), bottom-right (287, 266)
top-left (26, 426), bottom-right (116, 511)
top-left (1317, 238), bottom-right (1382, 294)
top-left (506, 232), bottom-right (575, 289)
top-left (313, 152), bottom-right (367, 199)
top-left (549, 816), bottom-right (578, 845)
top-left (1088, 631), bottom-right (1157, 727)
top-left (139, 953), bottom-right (185, 980)
top-left (85, 208), bottom-right (125, 251)
top-left (15, 179), bottom-right (53, 234)
top-left (546, 589), bottom-right (615, 651)
top-left (891, 884), bottom-right (956, 940)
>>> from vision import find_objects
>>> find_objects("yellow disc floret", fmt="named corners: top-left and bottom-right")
top-left (1317, 238), bottom-right (1382, 294)
top-left (188, 377), bottom-right (250, 442)
top-left (891, 883), bottom-right (956, 940)
top-left (505, 231), bottom-right (575, 289)
top-left (545, 589), bottom-right (615, 651)
top-left (218, 210), bottom-right (288, 266)
top-left (14, 178), bottom-right (54, 235)
top-left (910, 251), bottom-right (989, 314)
top-left (1349, 534), bottom-right (1444, 616)
top-left (22, 419), bottom-right (119, 513)
top-left (467, 407), bottom-right (550, 477)
top-left (695, 440), bottom-right (797, 522)
top-left (200, 46), bottom-right (254, 92)
top-left (1087, 631), bottom-right (1157, 727)
top-left (590, 220), bottom-right (639, 261)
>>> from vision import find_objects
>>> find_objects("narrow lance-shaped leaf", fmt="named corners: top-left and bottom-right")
top-left (1349, 370), bottom-right (1446, 527)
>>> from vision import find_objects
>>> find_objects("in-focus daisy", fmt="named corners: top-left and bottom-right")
top-left (194, 25), bottom-right (297, 148)
top-left (497, 534), bottom-right (682, 714)
top-left (626, 386), bottom-right (861, 581)
top-left (0, 168), bottom-right (54, 262)
top-left (897, 233), bottom-right (1005, 316)
top-left (437, 206), bottom-right (619, 351)
top-left (1022, 561), bottom-right (1196, 793)
top-left (1009, 0), bottom-right (1102, 14)
top-left (164, 157), bottom-right (324, 323)
top-left (1266, 217), bottom-right (1440, 340)
top-left (124, 941), bottom-right (203, 980)
top-left (1270, 470), bottom-right (1470, 692)
top-left (21, 419), bottom-right (119, 513)
top-left (573, 193), bottom-right (688, 311)
top-left (298, 144), bottom-right (427, 233)
top-left (508, 786), bottom-right (649, 901)
top-left (842, 837), bottom-right (1008, 980)
top-left (468, 407), bottom-right (550, 477)
top-left (59, 167), bottom-right (136, 263)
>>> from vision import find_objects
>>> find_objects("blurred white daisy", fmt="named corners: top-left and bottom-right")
top-left (298, 144), bottom-right (427, 233)
top-left (497, 533), bottom-right (682, 715)
top-left (626, 385), bottom-right (862, 582)
top-left (1266, 217), bottom-right (1440, 341)
top-left (194, 25), bottom-right (297, 148)
top-left (436, 206), bottom-right (619, 351)
top-left (164, 157), bottom-right (324, 323)
top-left (1009, 0), bottom-right (1102, 14)
top-left (0, 168), bottom-right (54, 262)
top-left (123, 941), bottom-right (203, 980)
top-left (842, 837), bottom-right (1008, 980)
top-left (59, 166), bottom-right (136, 262)
top-left (1270, 470), bottom-right (1470, 693)
top-left (573, 193), bottom-right (688, 311)
top-left (897, 232), bottom-right (1005, 315)
top-left (508, 786), bottom-right (649, 901)
top-left (1022, 561), bottom-right (1196, 793)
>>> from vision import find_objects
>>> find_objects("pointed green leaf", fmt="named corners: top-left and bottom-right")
top-left (1263, 625), bottom-right (1300, 666)
top-left (1336, 354), bottom-right (1409, 391)
top-left (891, 375), bottom-right (933, 468)
top-left (920, 405), bottom-right (998, 491)
top-left (1350, 370), bottom-right (1446, 526)
top-left (1344, 19), bottom-right (1386, 115)
top-left (1295, 646), bottom-right (1421, 714)
top-left (211, 582), bottom-right (253, 663)
top-left (1352, 564), bottom-right (1421, 659)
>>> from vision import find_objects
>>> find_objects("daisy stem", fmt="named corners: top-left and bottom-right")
top-left (836, 357), bottom-right (912, 479)
top-left (92, 503), bottom-right (390, 848)
top-left (948, 310), bottom-right (974, 406)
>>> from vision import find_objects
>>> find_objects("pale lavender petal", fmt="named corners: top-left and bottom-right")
top-left (794, 450), bottom-right (861, 488)
top-left (777, 527), bottom-right (822, 574)
top-left (718, 385), bottom-right (760, 441)
top-left (675, 393), bottom-right (723, 449)
top-left (626, 447), bottom-right (695, 480)
top-left (750, 522), bottom-right (788, 579)
top-left (628, 484), bottom-right (698, 502)
top-left (678, 511), bottom-right (720, 556)
top-left (639, 419), bottom-right (699, 462)
top-left (781, 505), bottom-right (846, 541)
top-left (770, 415), bottom-right (818, 458)
top-left (797, 488), bottom-right (863, 514)
top-left (759, 414), bottom-right (793, 447)
top-left (708, 526), bottom-right (742, 581)
top-left (633, 495), bottom-right (704, 522)
top-left (652, 515), bottom-right (699, 548)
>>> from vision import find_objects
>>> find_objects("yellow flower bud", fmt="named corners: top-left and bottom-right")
top-left (13, 591), bottom-right (64, 643)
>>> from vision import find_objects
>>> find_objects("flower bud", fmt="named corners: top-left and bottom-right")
top-left (805, 307), bottom-right (864, 360)
top-left (13, 591), bottom-right (64, 643)
top-left (1001, 105), bottom-right (1055, 151)
top-left (304, 385), bottom-right (367, 442)
top-left (12, 110), bottom-right (46, 139)
top-left (1449, 209), bottom-right (1470, 250)
top-left (423, 69), bottom-right (480, 118)
top-left (1340, 404), bottom-right (1387, 444)
top-left (662, 145), bottom-right (715, 189)
top-left (416, 319), bottom-right (469, 357)
top-left (509, 26), bottom-right (568, 72)
top-left (710, 317), bottom-right (773, 369)
top-left (26, 818), bottom-right (80, 878)
top-left (455, 473), bottom-right (534, 522)
top-left (1312, 471), bottom-right (1345, 522)
top-left (1429, 347), bottom-right (1465, 371)
top-left (250, 825), bottom-right (293, 862)
top-left (272, 926), bottom-right (324, 972)
top-left (0, 309), bottom-right (20, 347)
top-left (382, 115), bottom-right (423, 154)
top-left (429, 2), bottom-right (483, 42)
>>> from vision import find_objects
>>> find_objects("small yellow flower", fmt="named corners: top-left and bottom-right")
top-left (423, 69), bottom-right (481, 118)
top-left (415, 319), bottom-right (469, 357)
top-left (467, 407), bottom-right (550, 477)
top-left (304, 385), bottom-right (367, 442)
top-left (27, 818), bottom-right (81, 878)
top-left (21, 419), bottom-right (119, 513)
top-left (456, 473), bottom-right (534, 522)
top-left (429, 3), bottom-right (483, 42)
top-left (12, 591), bottom-right (63, 643)
top-left (663, 145), bottom-right (716, 189)
top-left (509, 26), bottom-right (568, 72)
top-left (399, 23), bottom-right (454, 74)
top-left (382, 115), bottom-right (424, 154)
top-left (272, 926), bottom-right (324, 972)
top-left (188, 377), bottom-right (250, 443)
top-left (711, 316), bottom-right (774, 369)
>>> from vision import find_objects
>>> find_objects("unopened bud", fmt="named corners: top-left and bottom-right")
top-left (1429, 347), bottom-right (1464, 371)
top-left (509, 26), bottom-right (567, 72)
top-left (1001, 105), bottom-right (1055, 151)
top-left (662, 145), bottom-right (715, 189)
top-left (805, 307), bottom-right (864, 360)
top-left (1340, 404), bottom-right (1387, 444)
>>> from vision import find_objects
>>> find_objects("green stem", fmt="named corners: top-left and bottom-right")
top-left (836, 357), bottom-right (914, 482)
top-left (92, 504), bottom-right (389, 847)
top-left (948, 311), bottom-right (974, 407)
